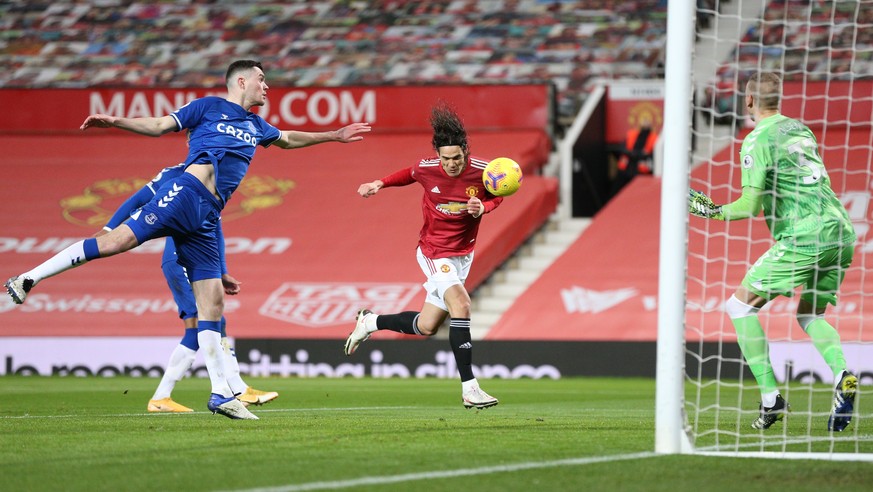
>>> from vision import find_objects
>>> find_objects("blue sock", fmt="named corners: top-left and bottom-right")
top-left (198, 320), bottom-right (221, 333)
top-left (82, 238), bottom-right (100, 260)
top-left (180, 328), bottom-right (199, 350)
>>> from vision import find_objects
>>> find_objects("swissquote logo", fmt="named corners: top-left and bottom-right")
top-left (560, 286), bottom-right (638, 314)
top-left (260, 282), bottom-right (420, 327)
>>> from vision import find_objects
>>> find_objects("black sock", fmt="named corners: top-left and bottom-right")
top-left (375, 311), bottom-right (421, 335)
top-left (449, 318), bottom-right (474, 382)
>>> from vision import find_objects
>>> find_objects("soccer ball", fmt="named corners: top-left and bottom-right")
top-left (482, 157), bottom-right (523, 197)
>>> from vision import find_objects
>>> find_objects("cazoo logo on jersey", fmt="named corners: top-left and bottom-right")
top-left (260, 282), bottom-right (420, 327)
top-left (59, 173), bottom-right (295, 227)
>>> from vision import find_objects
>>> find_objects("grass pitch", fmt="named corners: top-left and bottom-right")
top-left (1, 376), bottom-right (871, 491)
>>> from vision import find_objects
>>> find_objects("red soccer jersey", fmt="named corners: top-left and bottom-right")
top-left (380, 156), bottom-right (503, 258)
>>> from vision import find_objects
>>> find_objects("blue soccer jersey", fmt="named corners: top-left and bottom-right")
top-left (171, 96), bottom-right (281, 204)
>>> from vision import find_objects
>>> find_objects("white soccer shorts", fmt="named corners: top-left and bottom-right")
top-left (415, 247), bottom-right (473, 311)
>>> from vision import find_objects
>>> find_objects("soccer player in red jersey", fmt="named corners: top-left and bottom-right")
top-left (344, 102), bottom-right (502, 409)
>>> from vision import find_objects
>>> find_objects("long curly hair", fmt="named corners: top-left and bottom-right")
top-left (430, 101), bottom-right (469, 154)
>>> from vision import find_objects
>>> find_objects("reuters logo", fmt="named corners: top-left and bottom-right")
top-left (60, 174), bottom-right (295, 227)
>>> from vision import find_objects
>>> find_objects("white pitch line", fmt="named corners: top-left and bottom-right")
top-left (0, 406), bottom-right (421, 419)
top-left (220, 452), bottom-right (659, 492)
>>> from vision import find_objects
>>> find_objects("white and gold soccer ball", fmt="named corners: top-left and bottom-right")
top-left (482, 157), bottom-right (523, 197)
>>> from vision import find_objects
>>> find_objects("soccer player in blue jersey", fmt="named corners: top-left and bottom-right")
top-left (5, 60), bottom-right (371, 419)
top-left (100, 163), bottom-right (278, 413)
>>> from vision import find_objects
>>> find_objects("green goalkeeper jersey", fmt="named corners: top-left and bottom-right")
top-left (739, 113), bottom-right (855, 252)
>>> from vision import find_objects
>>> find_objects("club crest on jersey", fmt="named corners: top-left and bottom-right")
top-left (743, 154), bottom-right (754, 169)
top-left (145, 213), bottom-right (158, 225)
top-left (440, 264), bottom-right (451, 273)
top-left (466, 186), bottom-right (478, 197)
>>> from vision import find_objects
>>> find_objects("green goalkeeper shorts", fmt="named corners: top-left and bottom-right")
top-left (742, 242), bottom-right (854, 307)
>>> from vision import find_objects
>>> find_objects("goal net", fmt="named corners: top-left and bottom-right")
top-left (659, 0), bottom-right (873, 458)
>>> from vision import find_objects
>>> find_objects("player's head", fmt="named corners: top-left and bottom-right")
top-left (430, 101), bottom-right (469, 177)
top-left (745, 72), bottom-right (782, 119)
top-left (226, 60), bottom-right (268, 108)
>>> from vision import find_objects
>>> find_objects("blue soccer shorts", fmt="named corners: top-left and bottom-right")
top-left (125, 172), bottom-right (223, 282)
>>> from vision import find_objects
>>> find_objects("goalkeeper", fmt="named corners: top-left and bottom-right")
top-left (689, 72), bottom-right (857, 432)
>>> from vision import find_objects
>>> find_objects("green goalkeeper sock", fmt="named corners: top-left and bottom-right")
top-left (805, 318), bottom-right (847, 378)
top-left (732, 315), bottom-right (779, 395)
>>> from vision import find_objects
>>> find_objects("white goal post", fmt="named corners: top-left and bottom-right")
top-left (656, 0), bottom-right (695, 455)
top-left (657, 0), bottom-right (873, 459)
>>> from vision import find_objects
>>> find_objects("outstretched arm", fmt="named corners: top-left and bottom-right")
top-left (80, 114), bottom-right (177, 137)
top-left (358, 167), bottom-right (415, 197)
top-left (272, 122), bottom-right (371, 149)
top-left (689, 186), bottom-right (763, 221)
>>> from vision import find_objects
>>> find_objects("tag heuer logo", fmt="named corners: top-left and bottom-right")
top-left (260, 282), bottom-right (420, 327)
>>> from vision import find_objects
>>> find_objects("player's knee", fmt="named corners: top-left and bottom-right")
top-left (97, 227), bottom-right (138, 256)
top-left (449, 301), bottom-right (471, 319)
top-left (725, 295), bottom-right (759, 319)
top-left (442, 289), bottom-right (471, 317)
top-left (416, 320), bottom-right (439, 336)
top-left (796, 313), bottom-right (825, 332)
top-left (196, 299), bottom-right (224, 320)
